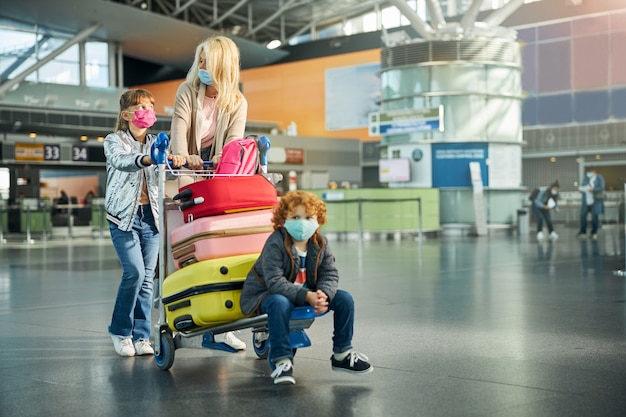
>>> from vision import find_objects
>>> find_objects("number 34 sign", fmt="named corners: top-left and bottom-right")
top-left (72, 145), bottom-right (88, 161)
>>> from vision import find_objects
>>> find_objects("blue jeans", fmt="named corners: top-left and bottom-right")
top-left (261, 289), bottom-right (354, 365)
top-left (531, 204), bottom-right (554, 234)
top-left (108, 205), bottom-right (159, 341)
top-left (579, 205), bottom-right (599, 234)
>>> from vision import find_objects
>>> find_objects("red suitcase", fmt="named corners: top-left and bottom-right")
top-left (171, 209), bottom-right (273, 269)
top-left (178, 175), bottom-right (278, 223)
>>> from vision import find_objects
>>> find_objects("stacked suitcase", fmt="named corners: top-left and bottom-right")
top-left (162, 174), bottom-right (278, 332)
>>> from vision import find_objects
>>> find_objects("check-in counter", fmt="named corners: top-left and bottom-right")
top-left (91, 199), bottom-right (108, 237)
top-left (20, 198), bottom-right (53, 234)
top-left (309, 188), bottom-right (440, 235)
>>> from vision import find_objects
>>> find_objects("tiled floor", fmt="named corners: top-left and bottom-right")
top-left (1, 225), bottom-right (626, 417)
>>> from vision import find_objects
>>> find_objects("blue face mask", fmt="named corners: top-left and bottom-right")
top-left (284, 219), bottom-right (319, 242)
top-left (586, 172), bottom-right (593, 178)
top-left (198, 69), bottom-right (212, 86)
top-left (551, 189), bottom-right (558, 196)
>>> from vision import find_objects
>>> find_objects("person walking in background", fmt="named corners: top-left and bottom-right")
top-left (104, 89), bottom-right (186, 357)
top-left (168, 35), bottom-right (248, 351)
top-left (577, 168), bottom-right (605, 240)
top-left (531, 180), bottom-right (560, 242)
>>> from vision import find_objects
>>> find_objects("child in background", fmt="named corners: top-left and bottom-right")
top-left (240, 190), bottom-right (373, 384)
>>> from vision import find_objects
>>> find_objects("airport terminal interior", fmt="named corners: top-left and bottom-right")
top-left (2, 1), bottom-right (626, 416)
top-left (2, 227), bottom-right (626, 416)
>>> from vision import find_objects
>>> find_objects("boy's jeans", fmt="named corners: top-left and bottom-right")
top-left (261, 289), bottom-right (355, 365)
top-left (108, 205), bottom-right (159, 341)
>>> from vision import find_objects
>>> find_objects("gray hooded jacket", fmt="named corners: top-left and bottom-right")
top-left (240, 228), bottom-right (340, 316)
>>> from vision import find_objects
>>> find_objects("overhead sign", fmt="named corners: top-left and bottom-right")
top-left (15, 143), bottom-right (60, 161)
top-left (72, 145), bottom-right (88, 161)
top-left (369, 106), bottom-right (444, 136)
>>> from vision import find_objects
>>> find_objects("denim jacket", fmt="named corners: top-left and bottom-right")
top-left (240, 228), bottom-right (339, 316)
top-left (103, 129), bottom-right (160, 232)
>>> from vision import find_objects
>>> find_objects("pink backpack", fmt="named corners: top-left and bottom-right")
top-left (215, 137), bottom-right (259, 175)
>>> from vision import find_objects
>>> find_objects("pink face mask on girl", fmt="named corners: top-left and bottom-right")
top-left (131, 109), bottom-right (157, 129)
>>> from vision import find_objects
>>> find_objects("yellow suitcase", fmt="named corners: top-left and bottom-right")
top-left (162, 253), bottom-right (258, 332)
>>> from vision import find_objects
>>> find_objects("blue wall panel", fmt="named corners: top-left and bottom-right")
top-left (432, 143), bottom-right (488, 188)
top-left (611, 87), bottom-right (626, 119)
top-left (537, 94), bottom-right (572, 125)
top-left (522, 96), bottom-right (537, 126)
top-left (574, 90), bottom-right (609, 122)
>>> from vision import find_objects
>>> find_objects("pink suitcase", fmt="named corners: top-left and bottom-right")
top-left (170, 209), bottom-right (274, 269)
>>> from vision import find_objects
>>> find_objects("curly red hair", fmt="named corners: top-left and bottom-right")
top-left (272, 191), bottom-right (327, 230)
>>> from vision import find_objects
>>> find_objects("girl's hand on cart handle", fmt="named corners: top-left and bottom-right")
top-left (169, 154), bottom-right (186, 168)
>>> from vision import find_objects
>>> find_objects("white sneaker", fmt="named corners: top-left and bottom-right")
top-left (214, 331), bottom-right (246, 350)
top-left (537, 231), bottom-right (544, 241)
top-left (549, 231), bottom-right (558, 240)
top-left (111, 335), bottom-right (135, 357)
top-left (134, 339), bottom-right (154, 356)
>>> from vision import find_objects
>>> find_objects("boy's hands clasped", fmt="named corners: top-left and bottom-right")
top-left (306, 290), bottom-right (329, 315)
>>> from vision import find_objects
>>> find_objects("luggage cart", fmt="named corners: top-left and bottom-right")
top-left (150, 133), bottom-right (315, 371)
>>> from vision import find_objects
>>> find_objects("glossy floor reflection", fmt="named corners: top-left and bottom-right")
top-left (1, 226), bottom-right (626, 417)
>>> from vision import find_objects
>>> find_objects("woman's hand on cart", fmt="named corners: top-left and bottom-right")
top-left (185, 155), bottom-right (204, 170)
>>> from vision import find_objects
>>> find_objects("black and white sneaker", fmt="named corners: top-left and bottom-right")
top-left (271, 359), bottom-right (295, 385)
top-left (331, 351), bottom-right (373, 375)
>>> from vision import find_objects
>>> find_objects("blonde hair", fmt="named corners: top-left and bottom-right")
top-left (186, 35), bottom-right (244, 113)
top-left (115, 89), bottom-right (155, 131)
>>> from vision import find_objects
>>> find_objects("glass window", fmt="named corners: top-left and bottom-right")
top-left (382, 6), bottom-right (402, 29)
top-left (86, 42), bottom-right (109, 87)
top-left (0, 21), bottom-right (110, 87)
top-left (362, 12), bottom-right (378, 33)
top-left (0, 29), bottom-right (36, 80)
top-left (38, 59), bottom-right (79, 85)
top-left (0, 168), bottom-right (9, 201)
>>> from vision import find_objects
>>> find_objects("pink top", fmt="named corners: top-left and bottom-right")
top-left (200, 96), bottom-right (219, 149)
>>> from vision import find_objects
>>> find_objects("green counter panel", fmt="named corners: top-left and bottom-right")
top-left (310, 188), bottom-right (440, 233)
top-left (20, 211), bottom-right (53, 233)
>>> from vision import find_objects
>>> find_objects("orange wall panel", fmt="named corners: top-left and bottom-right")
top-left (135, 48), bottom-right (382, 142)
top-left (132, 79), bottom-right (182, 116)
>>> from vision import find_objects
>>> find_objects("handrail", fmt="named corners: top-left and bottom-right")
top-left (0, 201), bottom-right (109, 243)
top-left (323, 197), bottom-right (423, 241)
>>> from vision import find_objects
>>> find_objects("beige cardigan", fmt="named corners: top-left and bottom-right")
top-left (170, 81), bottom-right (248, 159)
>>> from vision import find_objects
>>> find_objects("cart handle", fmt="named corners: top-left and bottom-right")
top-left (151, 132), bottom-right (170, 165)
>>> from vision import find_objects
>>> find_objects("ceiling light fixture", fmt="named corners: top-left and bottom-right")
top-left (29, 132), bottom-right (37, 138)
top-left (80, 135), bottom-right (88, 142)
top-left (266, 39), bottom-right (282, 50)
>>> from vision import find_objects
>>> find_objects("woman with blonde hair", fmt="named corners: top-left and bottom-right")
top-left (170, 35), bottom-right (248, 169)
top-left (169, 36), bottom-right (248, 351)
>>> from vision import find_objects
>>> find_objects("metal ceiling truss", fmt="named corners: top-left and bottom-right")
top-left (111, 0), bottom-right (385, 46)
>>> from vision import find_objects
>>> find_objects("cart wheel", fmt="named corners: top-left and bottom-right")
top-left (253, 331), bottom-right (269, 359)
top-left (154, 331), bottom-right (175, 371)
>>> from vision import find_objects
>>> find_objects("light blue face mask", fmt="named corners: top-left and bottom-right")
top-left (586, 172), bottom-right (593, 178)
top-left (551, 189), bottom-right (558, 196)
top-left (198, 69), bottom-right (212, 86)
top-left (284, 219), bottom-right (319, 242)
